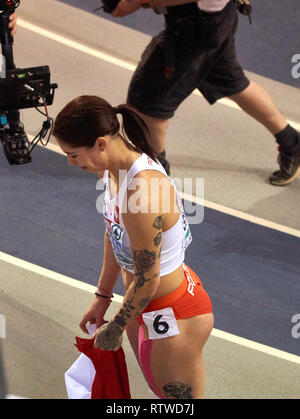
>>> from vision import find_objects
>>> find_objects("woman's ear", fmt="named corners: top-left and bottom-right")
top-left (95, 136), bottom-right (107, 152)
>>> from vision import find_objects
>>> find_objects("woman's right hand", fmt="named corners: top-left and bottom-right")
top-left (79, 296), bottom-right (112, 334)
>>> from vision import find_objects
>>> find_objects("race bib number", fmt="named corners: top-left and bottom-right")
top-left (142, 307), bottom-right (180, 340)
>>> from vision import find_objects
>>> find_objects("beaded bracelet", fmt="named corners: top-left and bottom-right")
top-left (95, 292), bottom-right (114, 299)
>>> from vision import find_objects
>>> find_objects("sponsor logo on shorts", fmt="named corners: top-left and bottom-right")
top-left (184, 265), bottom-right (196, 296)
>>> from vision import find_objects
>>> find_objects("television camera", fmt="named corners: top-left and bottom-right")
top-left (0, 0), bottom-right (58, 165)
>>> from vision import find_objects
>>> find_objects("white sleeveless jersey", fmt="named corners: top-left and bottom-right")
top-left (103, 154), bottom-right (192, 276)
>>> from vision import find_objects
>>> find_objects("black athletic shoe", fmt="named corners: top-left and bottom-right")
top-left (269, 145), bottom-right (300, 186)
top-left (157, 150), bottom-right (171, 176)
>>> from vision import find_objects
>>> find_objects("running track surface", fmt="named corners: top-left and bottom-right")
top-left (0, 146), bottom-right (299, 356)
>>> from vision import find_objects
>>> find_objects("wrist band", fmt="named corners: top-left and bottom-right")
top-left (95, 292), bottom-right (114, 299)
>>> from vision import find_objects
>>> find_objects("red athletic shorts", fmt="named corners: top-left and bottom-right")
top-left (137, 264), bottom-right (212, 325)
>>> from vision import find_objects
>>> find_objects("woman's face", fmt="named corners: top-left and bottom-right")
top-left (57, 138), bottom-right (107, 175)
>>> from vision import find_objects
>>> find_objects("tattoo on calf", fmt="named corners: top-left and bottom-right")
top-left (163, 382), bottom-right (194, 399)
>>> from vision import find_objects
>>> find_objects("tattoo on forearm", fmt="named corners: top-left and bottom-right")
top-left (134, 271), bottom-right (152, 292)
top-left (137, 297), bottom-right (151, 312)
top-left (97, 296), bottom-right (150, 349)
top-left (113, 295), bottom-right (151, 332)
top-left (114, 300), bottom-right (135, 328)
top-left (163, 382), bottom-right (194, 399)
top-left (113, 271), bottom-right (158, 331)
top-left (113, 226), bottom-right (162, 330)
top-left (153, 215), bottom-right (163, 230)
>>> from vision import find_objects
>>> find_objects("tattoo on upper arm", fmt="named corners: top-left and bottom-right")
top-left (163, 382), bottom-right (194, 399)
top-left (153, 232), bottom-right (162, 247)
top-left (153, 215), bottom-right (163, 230)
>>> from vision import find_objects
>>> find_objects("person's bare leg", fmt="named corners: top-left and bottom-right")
top-left (134, 111), bottom-right (169, 154)
top-left (229, 81), bottom-right (287, 135)
top-left (125, 319), bottom-right (141, 363)
top-left (230, 81), bottom-right (300, 185)
top-left (149, 313), bottom-right (214, 399)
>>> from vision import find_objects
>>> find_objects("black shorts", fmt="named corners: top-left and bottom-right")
top-left (127, 0), bottom-right (250, 119)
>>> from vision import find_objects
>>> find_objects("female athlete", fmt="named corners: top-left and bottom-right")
top-left (53, 95), bottom-right (214, 399)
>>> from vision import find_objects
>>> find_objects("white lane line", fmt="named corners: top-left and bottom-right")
top-left (181, 191), bottom-right (300, 238)
top-left (1, 250), bottom-right (299, 365)
top-left (11, 17), bottom-right (300, 367)
top-left (18, 18), bottom-right (300, 131)
top-left (20, 16), bottom-right (300, 237)
top-left (18, 18), bottom-right (136, 72)
top-left (41, 141), bottom-right (300, 239)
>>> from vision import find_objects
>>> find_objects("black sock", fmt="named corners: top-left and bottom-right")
top-left (274, 124), bottom-right (299, 153)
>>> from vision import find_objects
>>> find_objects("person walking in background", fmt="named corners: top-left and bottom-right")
top-left (108, 0), bottom-right (300, 186)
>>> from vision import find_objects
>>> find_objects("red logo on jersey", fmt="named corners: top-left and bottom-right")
top-left (147, 157), bottom-right (153, 166)
top-left (104, 216), bottom-right (112, 234)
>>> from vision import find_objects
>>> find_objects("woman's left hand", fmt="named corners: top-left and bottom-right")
top-left (93, 321), bottom-right (123, 351)
top-left (8, 12), bottom-right (18, 37)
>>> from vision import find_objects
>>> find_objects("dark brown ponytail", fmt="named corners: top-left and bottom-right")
top-left (53, 95), bottom-right (158, 162)
top-left (114, 104), bottom-right (158, 162)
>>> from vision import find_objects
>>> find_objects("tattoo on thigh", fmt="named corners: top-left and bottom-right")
top-left (163, 382), bottom-right (194, 399)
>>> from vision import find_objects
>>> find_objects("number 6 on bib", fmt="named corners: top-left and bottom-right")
top-left (142, 307), bottom-right (180, 340)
